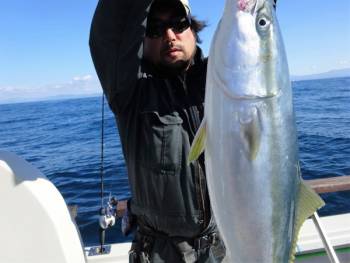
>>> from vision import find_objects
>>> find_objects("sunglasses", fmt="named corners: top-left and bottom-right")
top-left (146, 17), bottom-right (191, 38)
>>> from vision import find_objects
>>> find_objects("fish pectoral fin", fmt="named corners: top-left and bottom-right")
top-left (239, 106), bottom-right (261, 160)
top-left (289, 180), bottom-right (325, 263)
top-left (188, 118), bottom-right (207, 165)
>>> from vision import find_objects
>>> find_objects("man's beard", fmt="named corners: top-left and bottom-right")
top-left (157, 59), bottom-right (191, 75)
top-left (155, 43), bottom-right (196, 76)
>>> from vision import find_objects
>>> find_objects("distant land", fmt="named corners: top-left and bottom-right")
top-left (1, 68), bottom-right (349, 105)
top-left (291, 68), bottom-right (350, 81)
top-left (0, 93), bottom-right (101, 105)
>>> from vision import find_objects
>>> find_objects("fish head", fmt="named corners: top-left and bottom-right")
top-left (210, 0), bottom-right (289, 99)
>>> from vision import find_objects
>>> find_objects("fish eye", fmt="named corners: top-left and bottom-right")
top-left (259, 18), bottom-right (267, 26)
top-left (257, 17), bottom-right (270, 28)
top-left (256, 15), bottom-right (271, 35)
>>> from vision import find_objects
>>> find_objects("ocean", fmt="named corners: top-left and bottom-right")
top-left (0, 77), bottom-right (349, 246)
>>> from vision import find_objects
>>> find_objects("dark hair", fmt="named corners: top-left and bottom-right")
top-left (190, 16), bottom-right (207, 44)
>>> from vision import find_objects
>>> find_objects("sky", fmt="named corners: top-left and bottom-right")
top-left (0, 0), bottom-right (349, 103)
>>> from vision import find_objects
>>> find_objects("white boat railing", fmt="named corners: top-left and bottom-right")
top-left (306, 176), bottom-right (350, 263)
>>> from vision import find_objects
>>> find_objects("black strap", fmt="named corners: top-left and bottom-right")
top-left (129, 231), bottom-right (155, 263)
top-left (194, 232), bottom-right (218, 250)
top-left (138, 225), bottom-right (218, 250)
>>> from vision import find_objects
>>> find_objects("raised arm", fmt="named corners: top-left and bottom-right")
top-left (89, 0), bottom-right (152, 113)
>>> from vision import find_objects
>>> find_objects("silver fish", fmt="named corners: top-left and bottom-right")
top-left (189, 0), bottom-right (324, 262)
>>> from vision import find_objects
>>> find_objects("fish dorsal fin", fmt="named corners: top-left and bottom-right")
top-left (289, 180), bottom-right (325, 262)
top-left (188, 118), bottom-right (207, 164)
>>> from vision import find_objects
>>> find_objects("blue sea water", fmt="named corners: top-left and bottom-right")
top-left (0, 77), bottom-right (349, 247)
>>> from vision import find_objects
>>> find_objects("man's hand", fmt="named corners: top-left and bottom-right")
top-left (115, 199), bottom-right (128, 218)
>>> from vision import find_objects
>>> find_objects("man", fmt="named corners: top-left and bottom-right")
top-left (90, 0), bottom-right (225, 262)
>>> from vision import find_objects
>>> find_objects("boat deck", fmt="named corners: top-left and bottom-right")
top-left (85, 243), bottom-right (350, 263)
top-left (85, 213), bottom-right (350, 263)
top-left (296, 248), bottom-right (350, 262)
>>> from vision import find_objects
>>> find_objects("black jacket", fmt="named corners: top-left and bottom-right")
top-left (89, 0), bottom-right (213, 238)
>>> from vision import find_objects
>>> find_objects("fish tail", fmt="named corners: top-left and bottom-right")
top-left (289, 180), bottom-right (325, 263)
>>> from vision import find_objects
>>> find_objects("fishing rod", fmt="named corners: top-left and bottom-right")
top-left (97, 93), bottom-right (117, 255)
top-left (91, 93), bottom-right (134, 256)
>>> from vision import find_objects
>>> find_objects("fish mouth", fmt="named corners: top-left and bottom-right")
top-left (239, 93), bottom-right (277, 99)
top-left (220, 90), bottom-right (278, 100)
top-left (212, 67), bottom-right (279, 100)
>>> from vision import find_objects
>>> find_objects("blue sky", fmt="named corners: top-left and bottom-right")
top-left (0, 0), bottom-right (349, 102)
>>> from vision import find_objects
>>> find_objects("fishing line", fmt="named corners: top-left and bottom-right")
top-left (99, 93), bottom-right (106, 253)
top-left (97, 93), bottom-right (118, 254)
top-left (100, 93), bottom-right (105, 209)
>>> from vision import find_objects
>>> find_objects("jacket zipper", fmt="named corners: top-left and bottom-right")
top-left (180, 75), bottom-right (208, 228)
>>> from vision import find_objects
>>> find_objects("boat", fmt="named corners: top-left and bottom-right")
top-left (1, 150), bottom-right (349, 262)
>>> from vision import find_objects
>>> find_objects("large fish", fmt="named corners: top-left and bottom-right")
top-left (189, 0), bottom-right (324, 262)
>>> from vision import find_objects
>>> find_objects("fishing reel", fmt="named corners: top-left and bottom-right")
top-left (96, 195), bottom-right (118, 255)
top-left (99, 196), bottom-right (135, 235)
top-left (94, 193), bottom-right (134, 256)
top-left (99, 195), bottom-right (118, 230)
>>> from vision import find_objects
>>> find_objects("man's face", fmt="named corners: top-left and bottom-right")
top-left (144, 9), bottom-right (196, 71)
